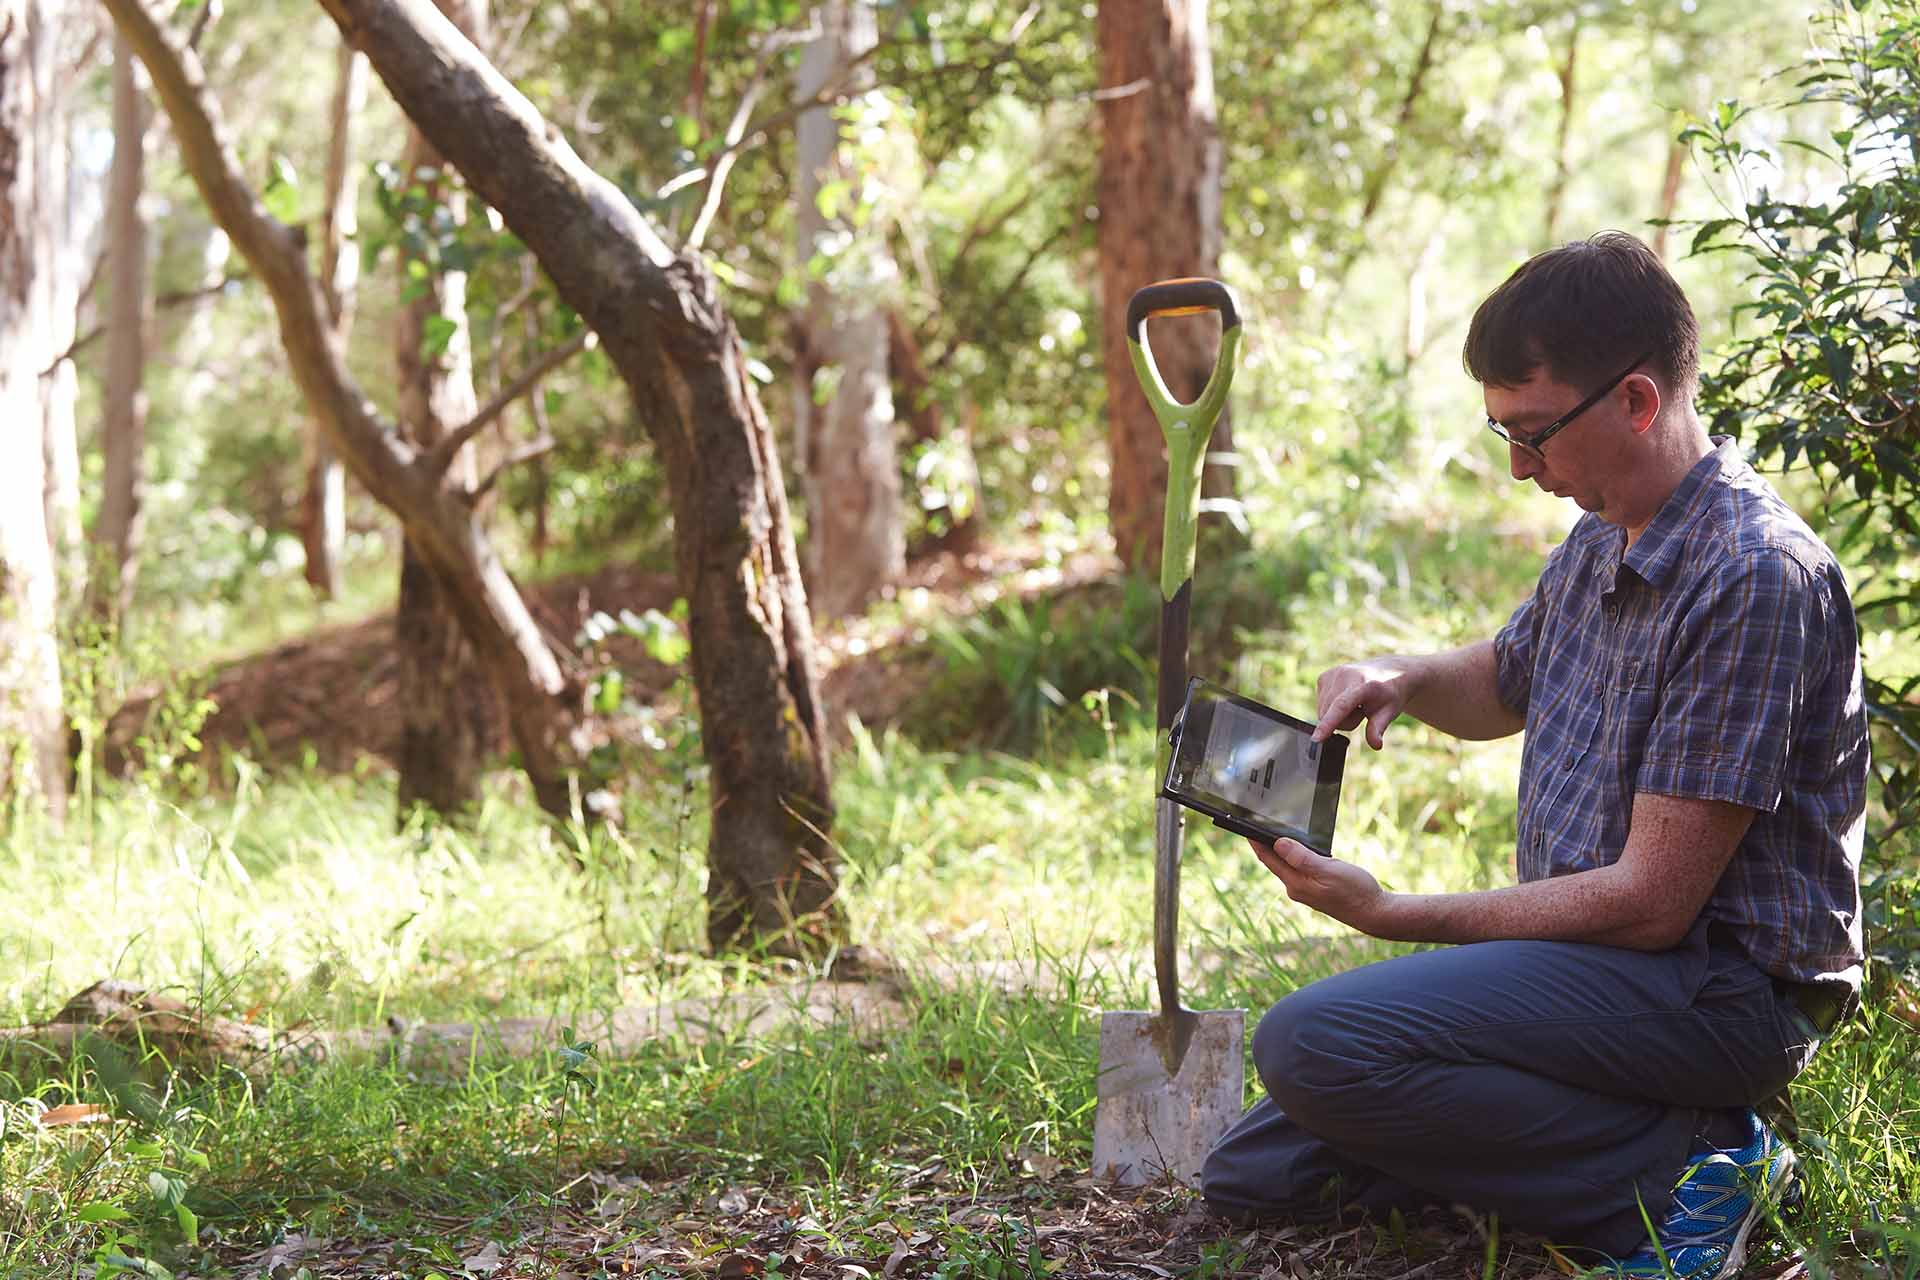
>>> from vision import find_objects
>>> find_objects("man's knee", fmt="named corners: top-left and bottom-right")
top-left (1252, 983), bottom-right (1394, 1123)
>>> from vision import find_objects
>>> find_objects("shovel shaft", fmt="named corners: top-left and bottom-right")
top-left (1154, 584), bottom-right (1192, 1026)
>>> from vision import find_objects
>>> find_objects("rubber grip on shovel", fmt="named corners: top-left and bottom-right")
top-left (1125, 278), bottom-right (1240, 342)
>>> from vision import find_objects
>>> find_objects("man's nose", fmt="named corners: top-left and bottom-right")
top-left (1509, 443), bottom-right (1542, 481)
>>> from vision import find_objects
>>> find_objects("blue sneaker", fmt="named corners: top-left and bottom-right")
top-left (1591, 1112), bottom-right (1797, 1279)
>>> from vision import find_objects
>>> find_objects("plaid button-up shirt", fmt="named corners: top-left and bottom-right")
top-left (1493, 439), bottom-right (1868, 991)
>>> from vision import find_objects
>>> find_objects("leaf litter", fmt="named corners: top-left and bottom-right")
top-left (208, 1159), bottom-right (1736, 1280)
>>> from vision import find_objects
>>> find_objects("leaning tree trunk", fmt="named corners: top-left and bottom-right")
top-left (104, 0), bottom-right (591, 821)
top-left (94, 33), bottom-right (152, 623)
top-left (1095, 0), bottom-right (1237, 579)
top-left (791, 0), bottom-right (904, 621)
top-left (392, 0), bottom-right (497, 822)
top-left (0, 0), bottom-right (73, 820)
top-left (314, 0), bottom-right (839, 955)
top-left (301, 39), bottom-right (366, 600)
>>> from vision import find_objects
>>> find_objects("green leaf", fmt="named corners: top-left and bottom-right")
top-left (422, 314), bottom-right (459, 358)
top-left (675, 114), bottom-right (700, 148)
top-left (1820, 337), bottom-right (1855, 394)
top-left (814, 178), bottom-right (852, 222)
top-left (76, 1203), bottom-right (133, 1223)
top-left (174, 1201), bottom-right (198, 1242)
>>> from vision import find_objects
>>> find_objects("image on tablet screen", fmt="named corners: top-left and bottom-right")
top-left (1195, 699), bottom-right (1320, 829)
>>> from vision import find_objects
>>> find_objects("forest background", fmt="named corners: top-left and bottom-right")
top-left (0, 0), bottom-right (1915, 1276)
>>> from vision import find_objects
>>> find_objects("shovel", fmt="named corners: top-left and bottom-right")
top-left (1091, 278), bottom-right (1246, 1188)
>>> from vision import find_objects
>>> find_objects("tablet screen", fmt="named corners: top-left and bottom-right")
top-left (1163, 679), bottom-right (1345, 853)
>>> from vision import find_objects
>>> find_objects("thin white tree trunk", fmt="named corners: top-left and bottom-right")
top-left (301, 39), bottom-right (366, 599)
top-left (792, 0), bottom-right (903, 621)
top-left (94, 33), bottom-right (151, 621)
top-left (39, 4), bottom-right (91, 611)
top-left (0, 0), bottom-right (73, 819)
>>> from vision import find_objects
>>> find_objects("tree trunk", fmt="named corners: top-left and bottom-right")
top-left (1652, 120), bottom-right (1686, 261)
top-left (38, 3), bottom-right (87, 612)
top-left (93, 33), bottom-right (150, 623)
top-left (792, 0), bottom-right (903, 621)
top-left (0, 0), bottom-right (72, 819)
top-left (1543, 16), bottom-right (1580, 247)
top-left (392, 0), bottom-right (496, 822)
top-left (1095, 0), bottom-right (1236, 578)
top-left (104, 0), bottom-right (591, 821)
top-left (313, 0), bottom-right (839, 954)
top-left (301, 39), bottom-right (366, 599)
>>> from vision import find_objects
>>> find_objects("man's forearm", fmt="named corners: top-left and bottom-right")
top-left (1369, 862), bottom-right (1689, 951)
top-left (1398, 641), bottom-right (1524, 741)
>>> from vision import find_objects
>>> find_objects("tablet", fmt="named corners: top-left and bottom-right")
top-left (1161, 678), bottom-right (1346, 855)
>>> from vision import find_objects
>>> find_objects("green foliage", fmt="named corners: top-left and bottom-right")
top-left (1688, 0), bottom-right (1920, 990)
top-left (911, 580), bottom-right (1157, 753)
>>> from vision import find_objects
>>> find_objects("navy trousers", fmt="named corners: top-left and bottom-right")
top-left (1200, 921), bottom-right (1819, 1255)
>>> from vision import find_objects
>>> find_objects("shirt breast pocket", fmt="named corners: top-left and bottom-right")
top-left (1536, 681), bottom-right (1606, 814)
top-left (1607, 656), bottom-right (1659, 781)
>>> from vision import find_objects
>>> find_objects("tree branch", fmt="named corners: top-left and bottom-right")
top-left (468, 436), bottom-right (555, 502)
top-left (432, 330), bottom-right (593, 474)
top-left (50, 273), bottom-right (249, 370)
top-left (683, 24), bottom-right (819, 252)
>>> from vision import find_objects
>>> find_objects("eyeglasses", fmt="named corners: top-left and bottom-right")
top-left (1484, 350), bottom-right (1655, 457)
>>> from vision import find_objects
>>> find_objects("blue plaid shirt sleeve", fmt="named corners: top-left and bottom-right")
top-left (1634, 550), bottom-right (1827, 813)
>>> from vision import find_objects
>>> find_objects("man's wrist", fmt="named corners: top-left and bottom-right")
top-left (1361, 889), bottom-right (1415, 941)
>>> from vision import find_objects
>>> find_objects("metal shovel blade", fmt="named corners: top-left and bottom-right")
top-left (1091, 1005), bottom-right (1243, 1187)
top-left (1092, 798), bottom-right (1246, 1188)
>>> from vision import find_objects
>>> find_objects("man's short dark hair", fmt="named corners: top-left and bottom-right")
top-left (1463, 231), bottom-right (1699, 397)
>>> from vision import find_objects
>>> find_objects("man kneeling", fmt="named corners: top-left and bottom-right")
top-left (1203, 232), bottom-right (1864, 1280)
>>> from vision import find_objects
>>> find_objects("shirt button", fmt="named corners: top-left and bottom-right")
top-left (1563, 754), bottom-right (1574, 769)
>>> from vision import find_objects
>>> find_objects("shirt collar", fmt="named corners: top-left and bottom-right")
top-left (1620, 436), bottom-right (1740, 588)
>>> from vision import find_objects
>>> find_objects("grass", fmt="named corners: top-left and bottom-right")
top-left (3, 432), bottom-right (1916, 1277)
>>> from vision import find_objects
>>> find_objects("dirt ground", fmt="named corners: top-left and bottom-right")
top-left (102, 543), bottom-right (1119, 782)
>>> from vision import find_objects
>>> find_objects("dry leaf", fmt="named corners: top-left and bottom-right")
top-left (717, 1253), bottom-right (765, 1280)
top-left (1889, 981), bottom-right (1920, 1030)
top-left (717, 1187), bottom-right (751, 1216)
top-left (461, 1239), bottom-right (504, 1275)
top-left (36, 1104), bottom-right (109, 1128)
top-left (1016, 1148), bottom-right (1064, 1179)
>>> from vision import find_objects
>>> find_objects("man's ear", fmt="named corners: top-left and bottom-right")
top-left (1626, 373), bottom-right (1663, 435)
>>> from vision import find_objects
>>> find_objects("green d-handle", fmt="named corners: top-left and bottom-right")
top-left (1124, 279), bottom-right (1243, 605)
